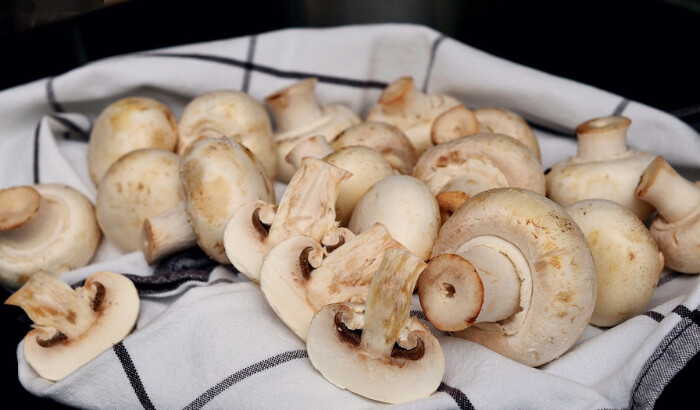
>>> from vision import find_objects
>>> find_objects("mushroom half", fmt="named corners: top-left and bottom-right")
top-left (307, 248), bottom-right (444, 404)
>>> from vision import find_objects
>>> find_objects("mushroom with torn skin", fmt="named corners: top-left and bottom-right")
top-left (143, 137), bottom-right (275, 264)
top-left (566, 199), bottom-right (664, 327)
top-left (88, 97), bottom-right (178, 186)
top-left (412, 133), bottom-right (545, 223)
top-left (546, 115), bottom-right (656, 220)
top-left (331, 122), bottom-right (418, 175)
top-left (224, 157), bottom-right (351, 283)
top-left (260, 223), bottom-right (404, 341)
top-left (0, 184), bottom-right (101, 289)
top-left (473, 107), bottom-right (541, 161)
top-left (366, 76), bottom-right (463, 155)
top-left (307, 248), bottom-right (444, 404)
top-left (636, 156), bottom-right (700, 274)
top-left (417, 188), bottom-right (596, 367)
top-left (5, 271), bottom-right (139, 381)
top-left (348, 175), bottom-right (440, 261)
top-left (177, 90), bottom-right (278, 179)
top-left (96, 149), bottom-right (183, 254)
top-left (265, 78), bottom-right (361, 183)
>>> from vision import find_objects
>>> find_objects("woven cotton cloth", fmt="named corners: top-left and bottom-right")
top-left (2, 24), bottom-right (699, 409)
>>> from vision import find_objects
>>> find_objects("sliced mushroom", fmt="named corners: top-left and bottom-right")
top-left (265, 78), bottom-right (361, 183)
top-left (224, 157), bottom-right (351, 283)
top-left (474, 107), bottom-right (541, 161)
top-left (417, 188), bottom-right (596, 366)
top-left (5, 271), bottom-right (139, 381)
top-left (366, 76), bottom-right (462, 155)
top-left (566, 199), bottom-right (664, 326)
top-left (0, 184), bottom-right (101, 288)
top-left (546, 115), bottom-right (657, 219)
top-left (306, 248), bottom-right (444, 404)
top-left (88, 97), bottom-right (178, 186)
top-left (636, 156), bottom-right (700, 273)
top-left (260, 223), bottom-right (404, 341)
top-left (177, 90), bottom-right (278, 179)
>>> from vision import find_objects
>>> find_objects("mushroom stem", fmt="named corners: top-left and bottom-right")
top-left (0, 190), bottom-right (62, 248)
top-left (265, 78), bottom-right (323, 133)
top-left (636, 156), bottom-right (700, 223)
top-left (142, 202), bottom-right (198, 264)
top-left (377, 77), bottom-right (430, 118)
top-left (576, 116), bottom-right (631, 160)
top-left (5, 272), bottom-right (96, 339)
top-left (285, 135), bottom-right (335, 170)
top-left (360, 248), bottom-right (427, 358)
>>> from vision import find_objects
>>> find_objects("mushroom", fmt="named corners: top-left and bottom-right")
top-left (224, 157), bottom-right (351, 283)
top-left (306, 248), bottom-right (444, 404)
top-left (0, 184), bottom-right (101, 289)
top-left (366, 76), bottom-right (462, 155)
top-left (88, 97), bottom-right (178, 186)
top-left (96, 149), bottom-right (183, 254)
top-left (265, 78), bottom-right (361, 183)
top-left (417, 188), bottom-right (596, 367)
top-left (546, 115), bottom-right (657, 220)
top-left (473, 107), bottom-right (541, 161)
top-left (348, 175), bottom-right (440, 261)
top-left (144, 137), bottom-right (275, 264)
top-left (429, 105), bottom-right (481, 146)
top-left (566, 199), bottom-right (664, 327)
top-left (177, 90), bottom-right (278, 179)
top-left (284, 135), bottom-right (335, 170)
top-left (260, 223), bottom-right (404, 341)
top-left (636, 156), bottom-right (700, 274)
top-left (5, 270), bottom-right (139, 381)
top-left (412, 133), bottom-right (545, 221)
top-left (331, 122), bottom-right (418, 175)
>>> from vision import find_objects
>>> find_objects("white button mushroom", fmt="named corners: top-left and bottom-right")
top-left (0, 184), bottom-right (101, 288)
top-left (264, 78), bottom-right (361, 183)
top-left (636, 156), bottom-right (700, 274)
top-left (566, 199), bottom-right (664, 327)
top-left (429, 105), bottom-right (481, 146)
top-left (546, 115), bottom-right (657, 219)
top-left (473, 107), bottom-right (541, 161)
top-left (177, 90), bottom-right (278, 179)
top-left (88, 97), bottom-right (178, 186)
top-left (417, 188), bottom-right (597, 367)
top-left (306, 248), bottom-right (444, 404)
top-left (5, 270), bottom-right (139, 381)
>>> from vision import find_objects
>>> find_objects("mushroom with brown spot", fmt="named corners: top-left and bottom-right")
top-left (5, 271), bottom-right (139, 381)
top-left (0, 184), bottom-right (101, 289)
top-left (307, 248), bottom-right (444, 404)
top-left (417, 188), bottom-right (596, 367)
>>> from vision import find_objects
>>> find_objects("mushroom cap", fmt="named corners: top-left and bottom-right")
top-left (182, 137), bottom-right (275, 264)
top-left (433, 188), bottom-right (596, 367)
top-left (96, 149), bottom-right (183, 253)
top-left (9, 271), bottom-right (139, 381)
top-left (177, 90), bottom-right (278, 179)
top-left (0, 185), bottom-right (41, 230)
top-left (331, 121), bottom-right (417, 175)
top-left (566, 199), bottom-right (664, 327)
top-left (0, 184), bottom-right (101, 288)
top-left (348, 175), bottom-right (440, 261)
top-left (306, 302), bottom-right (445, 404)
top-left (88, 97), bottom-right (178, 186)
top-left (413, 133), bottom-right (546, 196)
top-left (648, 208), bottom-right (700, 273)
top-left (474, 107), bottom-right (541, 161)
top-left (430, 105), bottom-right (480, 145)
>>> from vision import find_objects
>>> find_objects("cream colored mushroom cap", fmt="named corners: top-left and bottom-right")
top-left (474, 107), bottom-right (541, 161)
top-left (566, 199), bottom-right (663, 327)
top-left (96, 149), bottom-right (183, 253)
top-left (88, 97), bottom-right (178, 186)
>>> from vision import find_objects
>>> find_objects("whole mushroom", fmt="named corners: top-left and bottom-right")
top-left (473, 107), bottom-right (541, 161)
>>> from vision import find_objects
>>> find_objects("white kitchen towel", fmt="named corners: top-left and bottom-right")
top-left (1, 23), bottom-right (699, 409)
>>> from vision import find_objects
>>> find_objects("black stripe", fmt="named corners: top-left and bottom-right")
top-left (657, 272), bottom-right (684, 287)
top-left (114, 342), bottom-right (156, 410)
top-left (45, 77), bottom-right (64, 113)
top-left (672, 305), bottom-right (700, 326)
top-left (437, 382), bottom-right (475, 410)
top-left (410, 309), bottom-right (428, 322)
top-left (422, 35), bottom-right (446, 92)
top-left (241, 36), bottom-right (257, 93)
top-left (124, 270), bottom-right (213, 296)
top-left (644, 311), bottom-right (665, 323)
top-left (183, 350), bottom-right (308, 410)
top-left (613, 99), bottom-right (631, 116)
top-left (49, 114), bottom-right (90, 139)
top-left (141, 52), bottom-right (389, 89)
top-left (32, 121), bottom-right (41, 184)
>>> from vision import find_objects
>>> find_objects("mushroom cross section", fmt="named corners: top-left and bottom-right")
top-left (306, 248), bottom-right (444, 404)
top-left (5, 271), bottom-right (139, 381)
top-left (417, 188), bottom-right (596, 367)
top-left (260, 223), bottom-right (404, 341)
top-left (224, 156), bottom-right (351, 283)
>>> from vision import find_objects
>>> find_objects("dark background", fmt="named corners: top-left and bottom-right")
top-left (1, 0), bottom-right (698, 408)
